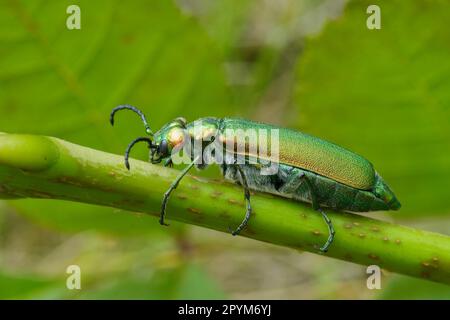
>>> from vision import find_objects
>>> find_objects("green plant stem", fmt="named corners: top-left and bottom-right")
top-left (0, 133), bottom-right (449, 285)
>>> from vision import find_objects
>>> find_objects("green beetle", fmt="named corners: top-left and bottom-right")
top-left (110, 105), bottom-right (401, 252)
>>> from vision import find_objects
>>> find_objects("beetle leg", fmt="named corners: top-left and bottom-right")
top-left (287, 170), bottom-right (335, 253)
top-left (318, 208), bottom-right (335, 253)
top-left (164, 158), bottom-right (173, 168)
top-left (160, 156), bottom-right (199, 226)
top-left (279, 169), bottom-right (305, 194)
top-left (230, 165), bottom-right (252, 236)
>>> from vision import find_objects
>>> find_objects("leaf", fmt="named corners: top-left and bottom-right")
top-left (379, 275), bottom-right (450, 300)
top-left (0, 0), bottom-right (234, 233)
top-left (295, 0), bottom-right (450, 217)
top-left (0, 271), bottom-right (62, 299)
top-left (73, 263), bottom-right (225, 299)
top-left (172, 262), bottom-right (226, 299)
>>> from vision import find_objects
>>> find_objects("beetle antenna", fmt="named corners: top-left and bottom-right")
top-left (110, 105), bottom-right (153, 136)
top-left (124, 137), bottom-right (154, 170)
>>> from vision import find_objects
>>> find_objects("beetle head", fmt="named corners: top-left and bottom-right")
top-left (150, 117), bottom-right (188, 164)
top-left (110, 105), bottom-right (188, 169)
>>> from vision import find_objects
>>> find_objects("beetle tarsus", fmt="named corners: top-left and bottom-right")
top-left (164, 158), bottom-right (173, 168)
top-left (230, 165), bottom-right (252, 236)
top-left (160, 188), bottom-right (175, 227)
top-left (318, 208), bottom-right (335, 253)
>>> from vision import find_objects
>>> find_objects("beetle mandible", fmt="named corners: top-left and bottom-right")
top-left (110, 105), bottom-right (401, 252)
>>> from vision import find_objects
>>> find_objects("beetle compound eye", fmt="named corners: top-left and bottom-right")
top-left (159, 139), bottom-right (169, 156)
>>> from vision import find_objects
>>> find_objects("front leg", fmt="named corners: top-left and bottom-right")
top-left (160, 156), bottom-right (198, 226)
top-left (164, 158), bottom-right (173, 168)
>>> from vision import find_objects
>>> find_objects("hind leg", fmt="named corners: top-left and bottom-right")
top-left (317, 208), bottom-right (335, 252)
top-left (280, 168), bottom-right (335, 252)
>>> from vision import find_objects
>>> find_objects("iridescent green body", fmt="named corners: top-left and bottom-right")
top-left (219, 118), bottom-right (375, 190)
top-left (111, 105), bottom-right (401, 252)
top-left (183, 117), bottom-right (401, 212)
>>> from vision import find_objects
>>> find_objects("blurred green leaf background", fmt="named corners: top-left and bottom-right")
top-left (0, 0), bottom-right (449, 299)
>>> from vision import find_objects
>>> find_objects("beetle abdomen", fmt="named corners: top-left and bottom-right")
top-left (220, 118), bottom-right (375, 190)
top-left (302, 168), bottom-right (395, 212)
top-left (222, 163), bottom-right (400, 212)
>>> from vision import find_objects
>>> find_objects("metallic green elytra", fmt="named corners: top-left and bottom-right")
top-left (220, 118), bottom-right (376, 190)
top-left (110, 105), bottom-right (401, 253)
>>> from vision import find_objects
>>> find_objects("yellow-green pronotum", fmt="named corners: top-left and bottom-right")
top-left (110, 105), bottom-right (401, 252)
